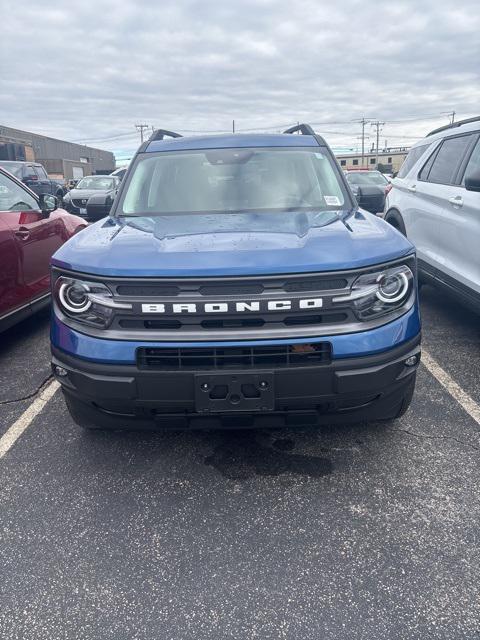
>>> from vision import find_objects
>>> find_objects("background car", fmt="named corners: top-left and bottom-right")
top-left (345, 169), bottom-right (390, 215)
top-left (0, 161), bottom-right (66, 200)
top-left (110, 166), bottom-right (128, 181)
top-left (68, 178), bottom-right (81, 190)
top-left (0, 167), bottom-right (87, 331)
top-left (62, 175), bottom-right (120, 221)
top-left (384, 115), bottom-right (480, 312)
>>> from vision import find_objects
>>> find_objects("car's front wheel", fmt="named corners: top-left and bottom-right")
top-left (385, 209), bottom-right (407, 236)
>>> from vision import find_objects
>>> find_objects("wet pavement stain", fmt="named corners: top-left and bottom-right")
top-left (204, 431), bottom-right (333, 480)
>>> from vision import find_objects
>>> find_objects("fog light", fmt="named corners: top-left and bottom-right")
top-left (404, 355), bottom-right (418, 367)
top-left (54, 365), bottom-right (68, 377)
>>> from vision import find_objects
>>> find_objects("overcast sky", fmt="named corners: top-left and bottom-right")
top-left (2, 0), bottom-right (479, 161)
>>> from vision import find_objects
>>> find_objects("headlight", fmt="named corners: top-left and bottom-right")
top-left (63, 193), bottom-right (71, 201)
top-left (54, 276), bottom-right (131, 328)
top-left (333, 264), bottom-right (414, 321)
top-left (376, 270), bottom-right (410, 303)
top-left (58, 280), bottom-right (92, 313)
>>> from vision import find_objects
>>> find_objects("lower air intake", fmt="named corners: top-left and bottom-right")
top-left (137, 343), bottom-right (332, 370)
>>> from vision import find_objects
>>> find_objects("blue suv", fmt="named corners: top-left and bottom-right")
top-left (50, 124), bottom-right (421, 430)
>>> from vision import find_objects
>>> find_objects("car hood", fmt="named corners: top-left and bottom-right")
top-left (68, 189), bottom-right (112, 199)
top-left (51, 209), bottom-right (414, 277)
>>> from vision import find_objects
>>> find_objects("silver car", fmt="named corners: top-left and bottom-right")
top-left (384, 116), bottom-right (480, 312)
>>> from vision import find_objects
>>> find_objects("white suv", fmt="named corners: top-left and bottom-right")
top-left (384, 116), bottom-right (480, 313)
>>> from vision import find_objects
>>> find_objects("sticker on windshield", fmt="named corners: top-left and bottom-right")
top-left (324, 195), bottom-right (341, 206)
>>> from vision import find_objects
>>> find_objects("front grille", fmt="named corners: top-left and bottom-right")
top-left (72, 199), bottom-right (88, 208)
top-left (55, 256), bottom-right (416, 341)
top-left (118, 311), bottom-right (349, 331)
top-left (284, 278), bottom-right (347, 291)
top-left (117, 284), bottom-right (180, 296)
top-left (137, 343), bottom-right (332, 370)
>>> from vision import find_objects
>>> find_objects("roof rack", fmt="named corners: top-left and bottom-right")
top-left (283, 123), bottom-right (316, 136)
top-left (149, 129), bottom-right (183, 141)
top-left (427, 115), bottom-right (480, 137)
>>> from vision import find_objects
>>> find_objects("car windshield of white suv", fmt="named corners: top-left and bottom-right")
top-left (120, 147), bottom-right (347, 216)
top-left (76, 177), bottom-right (116, 190)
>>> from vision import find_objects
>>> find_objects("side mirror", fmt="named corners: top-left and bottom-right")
top-left (39, 193), bottom-right (58, 217)
top-left (465, 169), bottom-right (480, 192)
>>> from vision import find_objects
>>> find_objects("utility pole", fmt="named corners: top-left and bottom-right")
top-left (371, 121), bottom-right (385, 169)
top-left (356, 134), bottom-right (370, 164)
top-left (232, 120), bottom-right (235, 133)
top-left (354, 118), bottom-right (372, 167)
top-left (135, 124), bottom-right (149, 143)
top-left (442, 111), bottom-right (456, 124)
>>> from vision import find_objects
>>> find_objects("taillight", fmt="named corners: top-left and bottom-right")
top-left (385, 183), bottom-right (393, 196)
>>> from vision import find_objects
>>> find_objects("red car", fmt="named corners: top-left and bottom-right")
top-left (0, 166), bottom-right (86, 332)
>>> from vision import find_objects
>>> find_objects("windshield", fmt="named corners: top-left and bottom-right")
top-left (0, 162), bottom-right (23, 178)
top-left (119, 147), bottom-right (348, 216)
top-left (347, 171), bottom-right (388, 187)
top-left (76, 176), bottom-right (116, 190)
top-left (346, 172), bottom-right (388, 186)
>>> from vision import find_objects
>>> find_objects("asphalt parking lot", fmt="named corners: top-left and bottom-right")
top-left (0, 286), bottom-right (479, 640)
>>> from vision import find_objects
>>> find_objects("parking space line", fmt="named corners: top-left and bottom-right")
top-left (422, 349), bottom-right (480, 426)
top-left (0, 380), bottom-right (60, 459)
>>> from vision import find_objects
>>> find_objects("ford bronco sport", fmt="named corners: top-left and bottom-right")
top-left (50, 124), bottom-right (421, 430)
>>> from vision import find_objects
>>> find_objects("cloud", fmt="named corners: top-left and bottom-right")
top-left (1, 0), bottom-right (479, 158)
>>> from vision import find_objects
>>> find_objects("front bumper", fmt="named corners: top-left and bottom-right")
top-left (52, 335), bottom-right (420, 429)
top-left (63, 201), bottom-right (87, 218)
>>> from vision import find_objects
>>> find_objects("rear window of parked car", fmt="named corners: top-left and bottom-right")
top-left (461, 138), bottom-right (480, 185)
top-left (397, 143), bottom-right (430, 178)
top-left (419, 134), bottom-right (474, 185)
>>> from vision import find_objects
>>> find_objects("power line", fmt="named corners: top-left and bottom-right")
top-left (71, 131), bottom-right (140, 143)
top-left (68, 111), bottom-right (471, 145)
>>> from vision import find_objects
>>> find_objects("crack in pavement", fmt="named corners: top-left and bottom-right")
top-left (389, 427), bottom-right (480, 453)
top-left (0, 374), bottom-right (54, 406)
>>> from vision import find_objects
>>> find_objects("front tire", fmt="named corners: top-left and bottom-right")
top-left (385, 210), bottom-right (407, 236)
top-left (64, 392), bottom-right (109, 430)
top-left (392, 374), bottom-right (415, 419)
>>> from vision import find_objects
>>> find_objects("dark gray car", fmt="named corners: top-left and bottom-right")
top-left (345, 170), bottom-right (390, 215)
top-left (63, 175), bottom-right (120, 220)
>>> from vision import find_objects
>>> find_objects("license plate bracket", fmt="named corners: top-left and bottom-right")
top-left (194, 371), bottom-right (274, 413)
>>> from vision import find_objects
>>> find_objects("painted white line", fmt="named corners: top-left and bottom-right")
top-left (422, 349), bottom-right (480, 426)
top-left (0, 380), bottom-right (60, 459)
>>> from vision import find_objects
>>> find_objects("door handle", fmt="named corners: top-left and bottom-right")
top-left (448, 196), bottom-right (463, 208)
top-left (14, 227), bottom-right (30, 240)
top-left (407, 184), bottom-right (416, 193)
